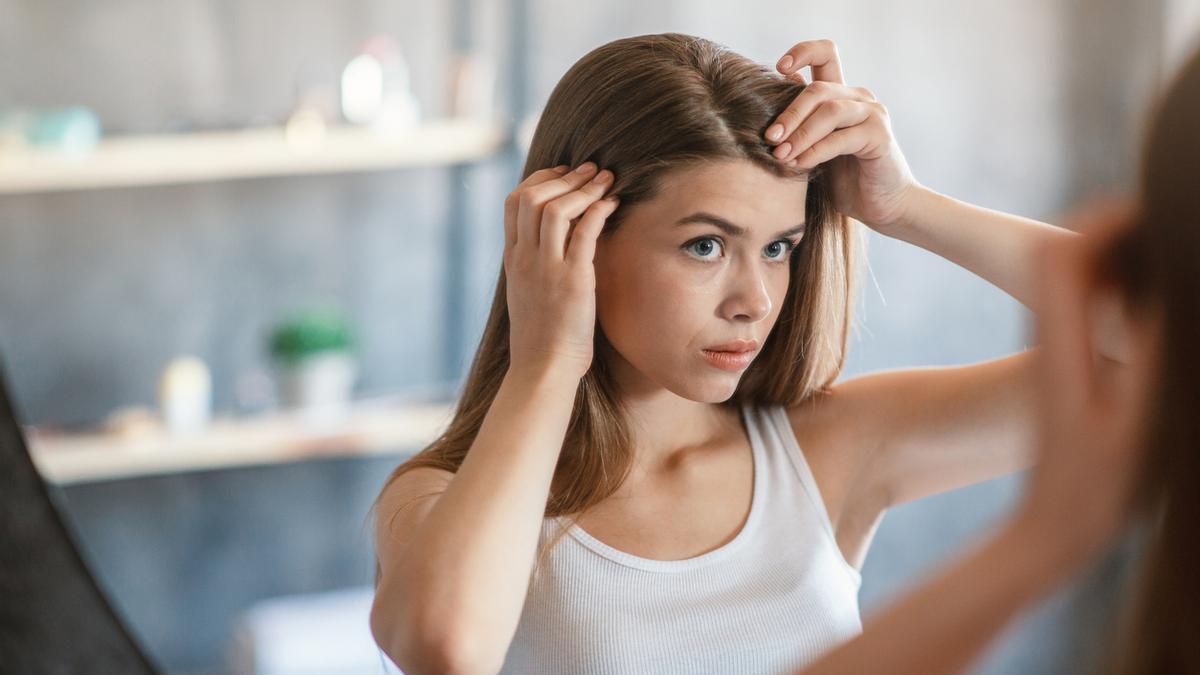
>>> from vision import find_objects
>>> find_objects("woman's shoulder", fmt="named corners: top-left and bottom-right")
top-left (779, 376), bottom-right (894, 456)
top-left (775, 387), bottom-right (881, 526)
top-left (777, 389), bottom-right (852, 457)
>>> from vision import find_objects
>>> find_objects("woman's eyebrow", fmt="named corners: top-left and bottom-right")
top-left (674, 212), bottom-right (806, 238)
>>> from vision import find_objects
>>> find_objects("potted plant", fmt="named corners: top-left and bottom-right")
top-left (268, 307), bottom-right (358, 425)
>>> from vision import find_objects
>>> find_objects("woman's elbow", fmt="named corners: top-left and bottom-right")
top-left (370, 595), bottom-right (505, 675)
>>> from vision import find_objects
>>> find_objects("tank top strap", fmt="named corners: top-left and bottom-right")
top-left (744, 403), bottom-right (858, 583)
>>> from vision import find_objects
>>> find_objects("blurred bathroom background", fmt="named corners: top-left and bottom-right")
top-left (2, 0), bottom-right (1196, 673)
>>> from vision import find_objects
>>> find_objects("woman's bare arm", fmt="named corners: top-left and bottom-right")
top-left (887, 187), bottom-right (1076, 310)
top-left (794, 221), bottom-right (1154, 675)
top-left (788, 351), bottom-right (1038, 568)
top-left (842, 349), bottom-right (1038, 509)
top-left (812, 199), bottom-right (1120, 534)
top-left (767, 41), bottom-right (1076, 529)
top-left (371, 161), bottom-right (620, 674)
top-left (782, 167), bottom-right (1085, 540)
top-left (826, 189), bottom-right (1071, 514)
top-left (803, 199), bottom-right (1085, 547)
top-left (370, 366), bottom-right (579, 674)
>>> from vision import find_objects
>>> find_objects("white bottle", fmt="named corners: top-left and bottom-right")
top-left (159, 356), bottom-right (212, 436)
top-left (341, 35), bottom-right (420, 135)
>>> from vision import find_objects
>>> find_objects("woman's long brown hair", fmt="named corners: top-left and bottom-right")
top-left (1103, 48), bottom-right (1200, 674)
top-left (372, 33), bottom-right (858, 565)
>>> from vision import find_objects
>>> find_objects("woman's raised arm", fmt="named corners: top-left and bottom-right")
top-left (371, 367), bottom-right (579, 674)
top-left (767, 40), bottom-right (1080, 535)
top-left (370, 163), bottom-right (619, 675)
top-left (793, 221), bottom-right (1156, 675)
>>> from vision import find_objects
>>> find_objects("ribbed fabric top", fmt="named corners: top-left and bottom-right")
top-left (500, 403), bottom-right (863, 674)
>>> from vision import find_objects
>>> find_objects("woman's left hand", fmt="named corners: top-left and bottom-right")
top-left (766, 39), bottom-right (920, 232)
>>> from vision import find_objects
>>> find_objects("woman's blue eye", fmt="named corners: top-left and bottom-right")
top-left (687, 237), bottom-right (721, 259)
top-left (683, 237), bottom-right (799, 262)
top-left (765, 240), bottom-right (792, 260)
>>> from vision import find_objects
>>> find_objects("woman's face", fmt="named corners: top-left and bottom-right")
top-left (594, 159), bottom-right (808, 402)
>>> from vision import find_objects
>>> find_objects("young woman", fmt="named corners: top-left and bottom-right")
top-left (795, 44), bottom-right (1200, 674)
top-left (369, 34), bottom-right (1070, 673)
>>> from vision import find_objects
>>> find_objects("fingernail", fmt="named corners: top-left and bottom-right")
top-left (592, 170), bottom-right (612, 184)
top-left (767, 124), bottom-right (784, 142)
top-left (778, 55), bottom-right (793, 72)
top-left (575, 162), bottom-right (597, 174)
top-left (553, 165), bottom-right (569, 174)
top-left (773, 141), bottom-right (792, 159)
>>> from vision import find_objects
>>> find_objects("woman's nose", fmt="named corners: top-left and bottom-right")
top-left (721, 264), bottom-right (773, 322)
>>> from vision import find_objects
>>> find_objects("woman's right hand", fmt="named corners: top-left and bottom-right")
top-left (504, 162), bottom-right (619, 381)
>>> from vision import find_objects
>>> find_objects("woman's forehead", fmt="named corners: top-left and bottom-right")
top-left (631, 160), bottom-right (809, 236)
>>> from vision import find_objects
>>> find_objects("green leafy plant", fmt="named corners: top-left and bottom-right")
top-left (268, 308), bottom-right (355, 366)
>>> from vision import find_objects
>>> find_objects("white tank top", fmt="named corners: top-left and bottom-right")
top-left (501, 403), bottom-right (863, 674)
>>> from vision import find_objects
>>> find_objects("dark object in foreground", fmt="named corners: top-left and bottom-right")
top-left (0, 357), bottom-right (159, 674)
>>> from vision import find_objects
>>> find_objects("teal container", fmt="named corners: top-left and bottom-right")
top-left (26, 106), bottom-right (102, 156)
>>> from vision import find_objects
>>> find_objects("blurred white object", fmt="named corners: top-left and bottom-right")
top-left (341, 36), bottom-right (420, 135)
top-left (229, 585), bottom-right (404, 675)
top-left (276, 351), bottom-right (357, 429)
top-left (341, 53), bottom-right (383, 125)
top-left (158, 356), bottom-right (212, 435)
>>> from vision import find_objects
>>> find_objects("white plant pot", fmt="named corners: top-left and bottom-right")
top-left (277, 351), bottom-right (357, 427)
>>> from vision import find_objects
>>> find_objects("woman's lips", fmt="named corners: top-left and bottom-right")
top-left (705, 338), bottom-right (758, 352)
top-left (701, 348), bottom-right (757, 372)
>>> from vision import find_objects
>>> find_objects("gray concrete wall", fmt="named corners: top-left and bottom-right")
top-left (1, 0), bottom-right (1177, 672)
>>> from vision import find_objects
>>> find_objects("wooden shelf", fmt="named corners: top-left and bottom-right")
top-left (0, 117), bottom-right (507, 195)
top-left (27, 398), bottom-right (453, 485)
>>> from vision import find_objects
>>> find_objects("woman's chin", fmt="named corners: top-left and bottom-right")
top-left (667, 372), bottom-right (743, 403)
